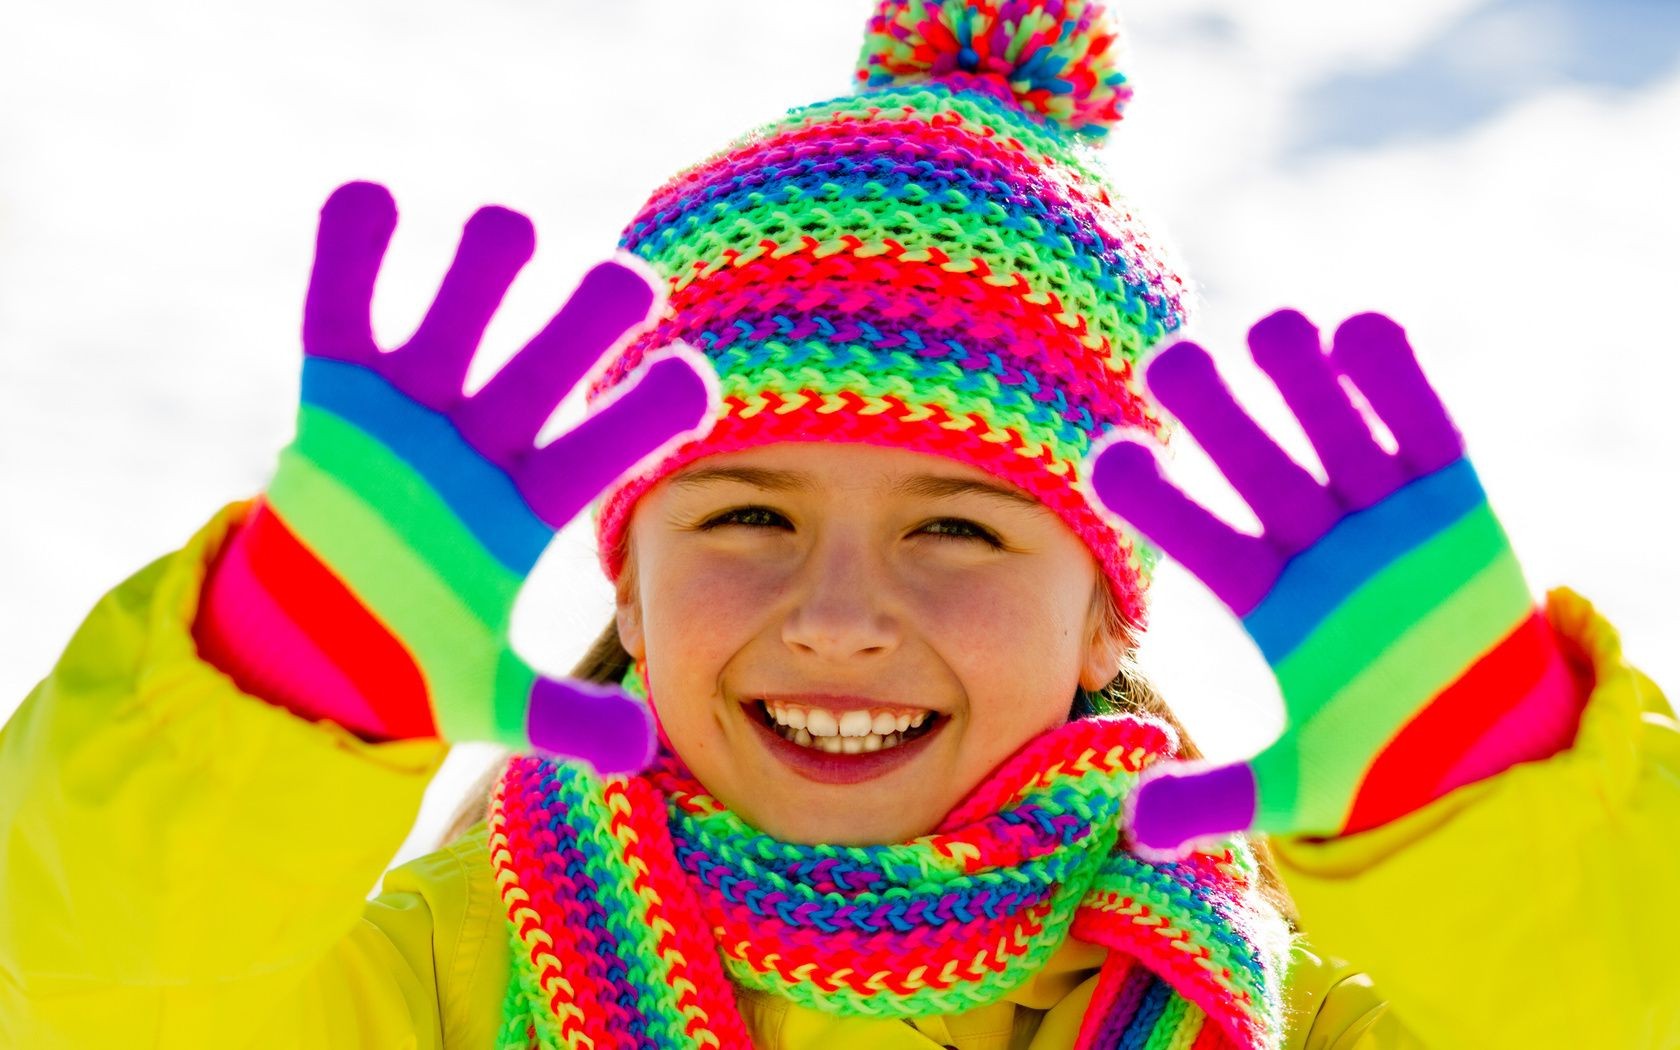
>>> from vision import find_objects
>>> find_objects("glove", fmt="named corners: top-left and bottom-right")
top-left (196, 181), bottom-right (717, 774)
top-left (1084, 309), bottom-right (1586, 859)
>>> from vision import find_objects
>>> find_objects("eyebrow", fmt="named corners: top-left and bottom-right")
top-left (667, 465), bottom-right (1044, 512)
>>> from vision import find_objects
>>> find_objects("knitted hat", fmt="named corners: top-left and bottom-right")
top-left (587, 0), bottom-right (1187, 627)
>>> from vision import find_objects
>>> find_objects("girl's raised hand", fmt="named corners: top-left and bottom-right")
top-left (1084, 309), bottom-right (1582, 859)
top-left (253, 181), bottom-right (716, 774)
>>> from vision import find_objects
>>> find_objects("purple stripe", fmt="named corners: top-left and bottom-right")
top-left (621, 124), bottom-right (1182, 316)
top-left (528, 769), bottom-right (663, 1047)
top-left (1091, 961), bottom-right (1157, 1047)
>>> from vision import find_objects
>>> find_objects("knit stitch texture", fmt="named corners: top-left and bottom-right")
top-left (489, 664), bottom-right (1293, 1049)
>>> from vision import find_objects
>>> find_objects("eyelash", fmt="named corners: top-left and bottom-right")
top-left (699, 506), bottom-right (1002, 548)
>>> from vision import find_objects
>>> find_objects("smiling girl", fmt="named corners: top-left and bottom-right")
top-left (3, 1), bottom-right (1676, 1048)
top-left (620, 443), bottom-right (1128, 843)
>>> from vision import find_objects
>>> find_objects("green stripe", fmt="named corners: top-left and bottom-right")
top-left (1143, 992), bottom-right (1189, 1049)
top-left (267, 448), bottom-right (519, 744)
top-left (1252, 548), bottom-right (1532, 831)
top-left (289, 406), bottom-right (522, 627)
top-left (788, 87), bottom-right (1104, 191)
top-left (491, 649), bottom-right (537, 750)
top-left (556, 775), bottom-right (693, 1042)
top-left (654, 196), bottom-right (1138, 364)
top-left (719, 370), bottom-right (1086, 466)
top-left (1273, 504), bottom-right (1509, 718)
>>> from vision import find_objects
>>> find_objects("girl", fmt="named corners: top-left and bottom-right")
top-left (2, 1), bottom-right (1674, 1047)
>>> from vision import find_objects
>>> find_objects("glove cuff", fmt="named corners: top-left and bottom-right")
top-left (1341, 608), bottom-right (1589, 835)
top-left (193, 500), bottom-right (436, 742)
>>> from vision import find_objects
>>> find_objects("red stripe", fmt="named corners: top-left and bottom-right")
top-left (1191, 1007), bottom-right (1235, 1049)
top-left (1342, 611), bottom-right (1556, 834)
top-left (244, 502), bottom-right (436, 739)
top-left (1073, 955), bottom-right (1136, 1050)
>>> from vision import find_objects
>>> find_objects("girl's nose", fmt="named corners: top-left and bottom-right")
top-left (780, 539), bottom-right (902, 662)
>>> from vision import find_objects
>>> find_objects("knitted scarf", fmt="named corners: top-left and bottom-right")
top-left (488, 663), bottom-right (1292, 1049)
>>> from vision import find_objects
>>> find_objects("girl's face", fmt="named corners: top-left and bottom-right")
top-left (616, 441), bottom-right (1122, 845)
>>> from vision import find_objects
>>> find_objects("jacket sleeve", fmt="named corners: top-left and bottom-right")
top-left (0, 503), bottom-right (455, 1047)
top-left (1268, 586), bottom-right (1680, 1049)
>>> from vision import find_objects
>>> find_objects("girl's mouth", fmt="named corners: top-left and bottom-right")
top-left (752, 698), bottom-right (940, 753)
top-left (740, 699), bottom-right (947, 785)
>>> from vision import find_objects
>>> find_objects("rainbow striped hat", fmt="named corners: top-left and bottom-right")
top-left (588, 0), bottom-right (1187, 626)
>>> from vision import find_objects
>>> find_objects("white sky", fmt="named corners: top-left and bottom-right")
top-left (4, 0), bottom-right (1677, 872)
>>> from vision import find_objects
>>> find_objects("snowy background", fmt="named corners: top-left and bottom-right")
top-left (4, 0), bottom-right (1678, 873)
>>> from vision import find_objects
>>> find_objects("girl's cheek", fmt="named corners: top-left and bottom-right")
top-left (649, 540), bottom-right (769, 602)
top-left (687, 552), bottom-right (788, 608)
top-left (907, 571), bottom-right (1027, 639)
top-left (653, 551), bottom-right (789, 653)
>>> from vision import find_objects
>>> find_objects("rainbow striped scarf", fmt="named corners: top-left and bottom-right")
top-left (489, 666), bottom-right (1291, 1049)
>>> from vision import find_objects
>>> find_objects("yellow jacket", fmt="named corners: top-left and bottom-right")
top-left (2, 506), bottom-right (1675, 1048)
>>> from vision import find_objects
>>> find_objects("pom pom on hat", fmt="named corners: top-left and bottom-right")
top-left (855, 0), bottom-right (1132, 138)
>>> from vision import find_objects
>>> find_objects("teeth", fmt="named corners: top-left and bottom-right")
top-left (768, 716), bottom-right (910, 754)
top-left (759, 699), bottom-right (934, 756)
top-left (764, 699), bottom-right (933, 739)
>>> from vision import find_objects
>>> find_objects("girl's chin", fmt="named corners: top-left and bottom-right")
top-left (743, 802), bottom-right (942, 847)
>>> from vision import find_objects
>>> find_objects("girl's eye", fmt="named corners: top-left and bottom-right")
top-left (699, 507), bottom-right (1000, 547)
top-left (917, 518), bottom-right (1002, 547)
top-left (700, 506), bottom-right (789, 530)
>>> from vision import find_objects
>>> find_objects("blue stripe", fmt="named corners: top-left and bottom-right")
top-left (668, 835), bottom-right (1065, 932)
top-left (551, 771), bottom-right (687, 1047)
top-left (1242, 458), bottom-right (1487, 664)
top-left (620, 153), bottom-right (1180, 341)
top-left (1118, 974), bottom-right (1175, 1049)
top-left (624, 159), bottom-right (1131, 282)
top-left (1099, 853), bottom-right (1252, 960)
top-left (300, 358), bottom-right (550, 575)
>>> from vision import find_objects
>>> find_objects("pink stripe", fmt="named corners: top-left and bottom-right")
top-left (1429, 645), bottom-right (1585, 798)
top-left (196, 523), bottom-right (387, 735)
top-left (1073, 954), bottom-right (1138, 1050)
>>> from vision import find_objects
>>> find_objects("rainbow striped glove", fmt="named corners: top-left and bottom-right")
top-left (1085, 309), bottom-right (1585, 859)
top-left (203, 182), bottom-right (716, 774)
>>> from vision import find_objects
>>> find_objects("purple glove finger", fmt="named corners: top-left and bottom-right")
top-left (1085, 437), bottom-right (1279, 615)
top-left (1246, 309), bottom-right (1403, 511)
top-left (385, 206), bottom-right (536, 411)
top-left (1124, 760), bottom-right (1260, 863)
top-left (516, 347), bottom-right (717, 528)
top-left (1145, 341), bottom-right (1341, 552)
top-left (455, 256), bottom-right (661, 462)
top-left (1331, 313), bottom-right (1464, 478)
top-left (526, 675), bottom-right (657, 775)
top-left (303, 181), bottom-right (396, 365)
